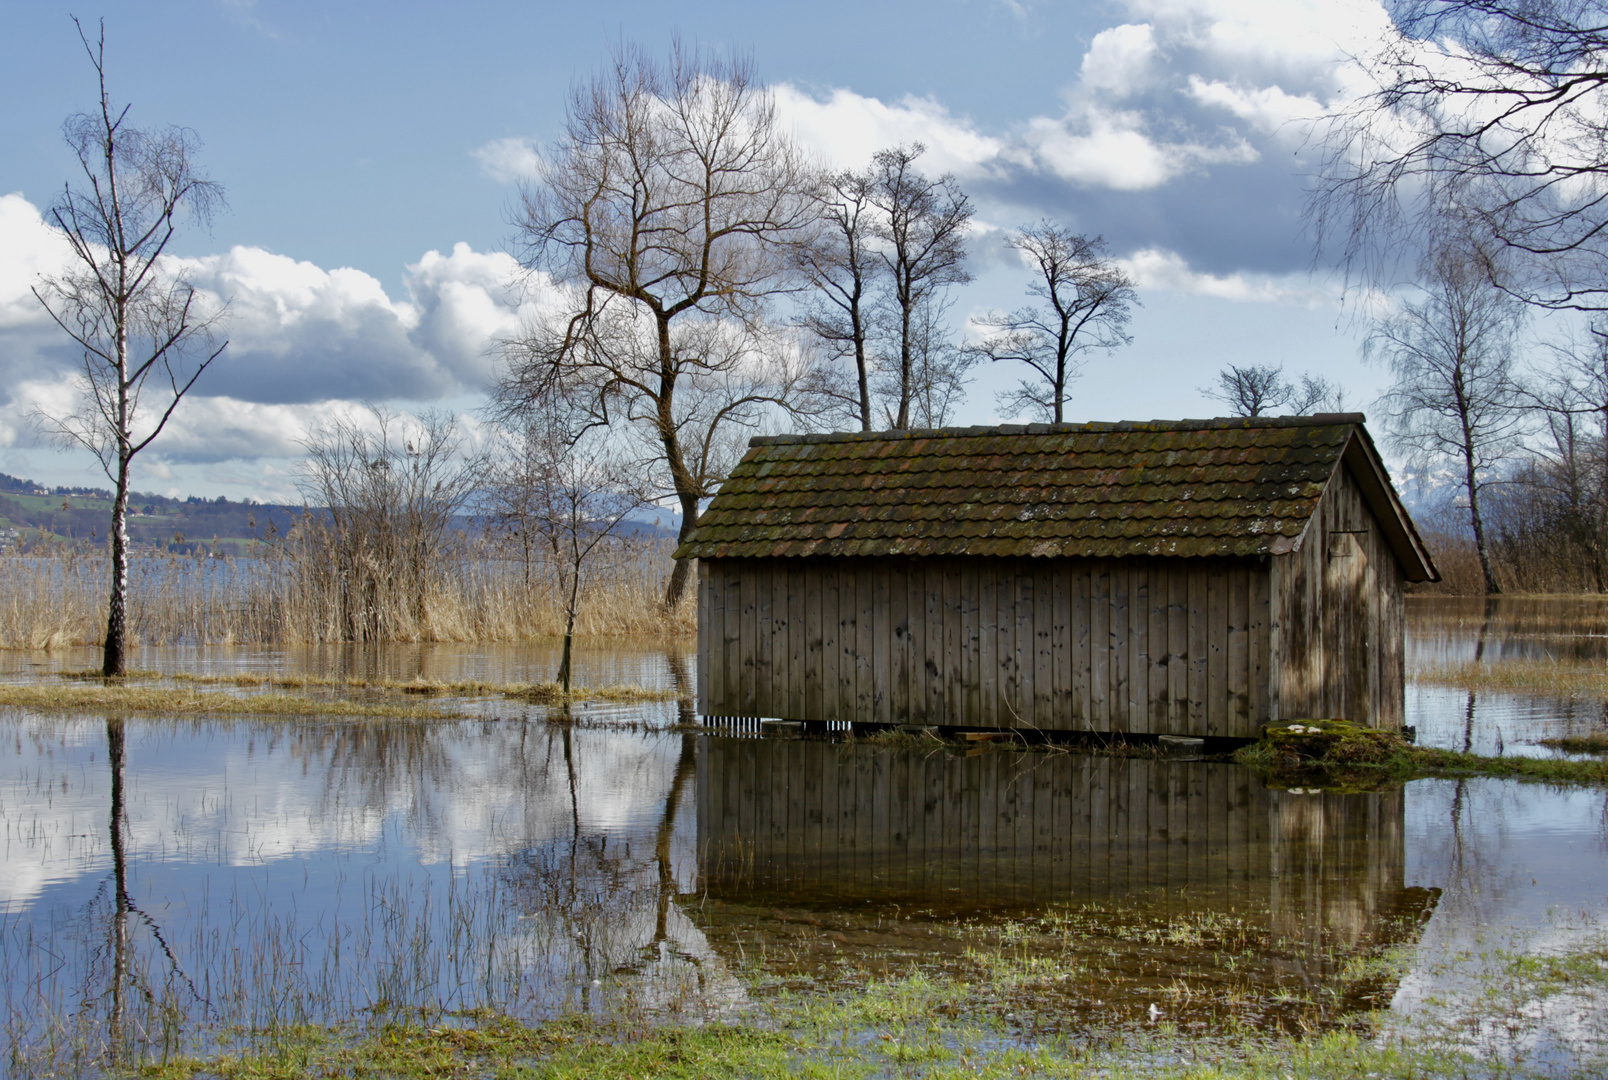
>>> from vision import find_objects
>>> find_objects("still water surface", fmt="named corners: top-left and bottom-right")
top-left (0, 598), bottom-right (1606, 1075)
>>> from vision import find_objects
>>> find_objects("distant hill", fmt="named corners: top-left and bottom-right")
top-left (0, 473), bottom-right (306, 554)
top-left (0, 472), bottom-right (683, 552)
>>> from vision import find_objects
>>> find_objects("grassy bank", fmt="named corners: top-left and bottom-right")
top-left (0, 673), bottom-right (676, 717)
top-left (0, 683), bottom-right (470, 719)
top-left (140, 1013), bottom-right (1475, 1080)
top-left (126, 915), bottom-right (1608, 1079)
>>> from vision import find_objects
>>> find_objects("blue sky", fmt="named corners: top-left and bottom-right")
top-left (1, 0), bottom-right (1401, 501)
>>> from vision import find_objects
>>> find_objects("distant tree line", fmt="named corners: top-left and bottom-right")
top-left (1305, 0), bottom-right (1608, 595)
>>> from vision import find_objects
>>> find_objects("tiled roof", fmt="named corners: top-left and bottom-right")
top-left (675, 415), bottom-right (1419, 565)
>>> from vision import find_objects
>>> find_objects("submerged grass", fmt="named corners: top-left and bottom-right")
top-left (1539, 732), bottom-right (1608, 755)
top-left (133, 992), bottom-right (1482, 1080)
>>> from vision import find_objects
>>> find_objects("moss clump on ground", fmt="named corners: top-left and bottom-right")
top-left (1237, 719), bottom-right (1608, 787)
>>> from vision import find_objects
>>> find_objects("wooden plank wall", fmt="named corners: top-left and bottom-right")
top-left (695, 737), bottom-right (1407, 943)
top-left (1269, 462), bottom-right (1408, 728)
top-left (698, 554), bottom-right (1272, 736)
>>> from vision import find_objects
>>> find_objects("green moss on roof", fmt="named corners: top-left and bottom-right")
top-left (675, 416), bottom-right (1369, 561)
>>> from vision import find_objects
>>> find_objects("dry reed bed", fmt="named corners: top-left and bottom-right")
top-left (1412, 657), bottom-right (1608, 698)
top-left (0, 540), bottom-right (694, 648)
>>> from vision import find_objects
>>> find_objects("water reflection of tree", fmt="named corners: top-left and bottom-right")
top-left (99, 716), bottom-right (202, 1066)
top-left (667, 652), bottom-right (697, 727)
top-left (1462, 597), bottom-right (1497, 753)
top-left (497, 727), bottom-right (716, 1015)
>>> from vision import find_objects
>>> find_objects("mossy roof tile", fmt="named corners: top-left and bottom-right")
top-left (674, 416), bottom-right (1411, 561)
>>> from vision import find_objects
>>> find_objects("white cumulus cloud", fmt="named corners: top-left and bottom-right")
top-left (1080, 23), bottom-right (1158, 97)
top-left (772, 84), bottom-right (1016, 179)
top-left (1119, 247), bottom-right (1339, 306)
top-left (0, 193), bottom-right (553, 466)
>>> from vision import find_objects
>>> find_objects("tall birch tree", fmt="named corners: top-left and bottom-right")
top-left (32, 20), bottom-right (226, 676)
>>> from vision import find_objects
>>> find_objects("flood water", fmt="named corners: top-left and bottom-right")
top-left (1, 597), bottom-right (1607, 1076)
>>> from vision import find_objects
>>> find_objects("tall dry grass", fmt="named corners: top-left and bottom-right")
top-left (0, 535), bottom-right (693, 649)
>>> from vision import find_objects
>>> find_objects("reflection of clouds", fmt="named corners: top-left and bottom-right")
top-left (2, 710), bottom-right (728, 1045)
top-left (1389, 779), bottom-right (1608, 1070)
top-left (0, 714), bottom-right (693, 906)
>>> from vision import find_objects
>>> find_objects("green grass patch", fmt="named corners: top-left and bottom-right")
top-left (1238, 719), bottom-right (1608, 786)
top-left (131, 1006), bottom-right (1486, 1080)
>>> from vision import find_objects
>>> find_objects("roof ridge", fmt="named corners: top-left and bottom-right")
top-left (749, 414), bottom-right (1367, 447)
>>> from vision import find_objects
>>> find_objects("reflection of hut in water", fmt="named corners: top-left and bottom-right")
top-left (696, 738), bottom-right (1427, 962)
top-left (676, 417), bottom-right (1438, 733)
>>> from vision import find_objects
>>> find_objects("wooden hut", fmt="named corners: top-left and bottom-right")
top-left (674, 415), bottom-right (1438, 737)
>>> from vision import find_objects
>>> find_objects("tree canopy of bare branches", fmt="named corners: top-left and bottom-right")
top-left (295, 408), bottom-right (479, 641)
top-left (497, 42), bottom-right (817, 608)
top-left (970, 224), bottom-right (1135, 423)
top-left (1202, 363), bottom-right (1346, 417)
top-left (881, 294), bottom-right (974, 428)
top-left (488, 401), bottom-right (649, 693)
top-left (1511, 325), bottom-right (1608, 587)
top-left (31, 19), bottom-right (226, 676)
top-left (796, 168), bottom-right (880, 430)
top-left (869, 145), bottom-right (973, 429)
top-left (1368, 236), bottom-right (1527, 593)
top-left (1313, 0), bottom-right (1608, 310)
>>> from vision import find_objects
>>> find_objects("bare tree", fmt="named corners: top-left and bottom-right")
top-left (1368, 237), bottom-right (1526, 593)
top-left (797, 167), bottom-right (880, 430)
top-left (482, 421), bottom-right (553, 589)
top-left (499, 42), bottom-right (816, 608)
top-left (971, 224), bottom-right (1136, 423)
top-left (1520, 327), bottom-right (1608, 587)
top-left (32, 20), bottom-right (225, 676)
top-left (294, 407), bottom-right (479, 641)
top-left (497, 402), bottom-right (649, 694)
top-left (1203, 363), bottom-right (1347, 416)
top-left (877, 294), bottom-right (976, 428)
top-left (1290, 372), bottom-right (1348, 414)
top-left (869, 145), bottom-right (973, 429)
top-left (1312, 0), bottom-right (1608, 310)
top-left (1204, 364), bottom-right (1292, 416)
